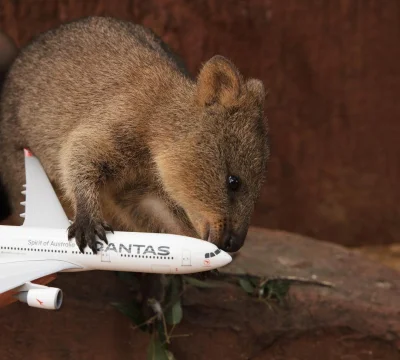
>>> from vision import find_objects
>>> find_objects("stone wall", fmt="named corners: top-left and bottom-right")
top-left (1, 0), bottom-right (399, 246)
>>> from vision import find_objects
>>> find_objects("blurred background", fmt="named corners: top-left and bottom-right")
top-left (2, 0), bottom-right (399, 247)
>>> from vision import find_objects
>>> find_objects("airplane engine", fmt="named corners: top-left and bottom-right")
top-left (15, 287), bottom-right (63, 310)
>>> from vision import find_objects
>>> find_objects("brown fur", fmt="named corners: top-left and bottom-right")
top-left (0, 17), bottom-right (269, 255)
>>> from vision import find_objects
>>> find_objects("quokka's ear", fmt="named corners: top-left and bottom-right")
top-left (196, 55), bottom-right (243, 108)
top-left (246, 78), bottom-right (267, 107)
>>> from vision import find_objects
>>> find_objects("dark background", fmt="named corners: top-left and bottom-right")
top-left (1, 0), bottom-right (399, 247)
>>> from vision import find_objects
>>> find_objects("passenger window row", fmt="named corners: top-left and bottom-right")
top-left (0, 246), bottom-right (175, 260)
top-left (0, 246), bottom-right (67, 253)
top-left (120, 254), bottom-right (174, 260)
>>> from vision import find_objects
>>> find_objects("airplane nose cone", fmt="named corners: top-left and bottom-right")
top-left (219, 251), bottom-right (232, 267)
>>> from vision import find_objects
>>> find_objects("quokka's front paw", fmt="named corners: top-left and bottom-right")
top-left (67, 216), bottom-right (113, 254)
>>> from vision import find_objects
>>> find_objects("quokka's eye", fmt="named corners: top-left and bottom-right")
top-left (227, 175), bottom-right (241, 191)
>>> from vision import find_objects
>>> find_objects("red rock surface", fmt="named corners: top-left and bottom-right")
top-left (0, 0), bottom-right (399, 247)
top-left (1, 227), bottom-right (399, 359)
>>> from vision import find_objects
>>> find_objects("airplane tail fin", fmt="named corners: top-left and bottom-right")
top-left (21, 148), bottom-right (71, 229)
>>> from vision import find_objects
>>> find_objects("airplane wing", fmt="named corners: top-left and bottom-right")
top-left (21, 149), bottom-right (71, 229)
top-left (0, 258), bottom-right (81, 294)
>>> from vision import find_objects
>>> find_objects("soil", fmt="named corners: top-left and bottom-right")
top-left (170, 327), bottom-right (400, 360)
top-left (1, 272), bottom-right (399, 360)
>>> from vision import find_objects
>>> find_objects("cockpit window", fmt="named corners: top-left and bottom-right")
top-left (205, 249), bottom-right (222, 258)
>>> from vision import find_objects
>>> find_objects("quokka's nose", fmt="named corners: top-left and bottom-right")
top-left (221, 232), bottom-right (246, 253)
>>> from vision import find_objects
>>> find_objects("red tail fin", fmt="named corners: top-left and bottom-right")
top-left (23, 148), bottom-right (32, 157)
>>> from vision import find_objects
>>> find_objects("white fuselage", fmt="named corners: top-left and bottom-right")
top-left (0, 225), bottom-right (232, 274)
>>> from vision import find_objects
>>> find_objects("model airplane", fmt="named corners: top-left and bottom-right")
top-left (0, 149), bottom-right (232, 310)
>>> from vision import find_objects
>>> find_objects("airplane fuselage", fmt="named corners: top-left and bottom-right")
top-left (0, 225), bottom-right (231, 275)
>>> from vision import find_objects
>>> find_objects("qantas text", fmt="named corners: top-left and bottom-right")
top-left (95, 241), bottom-right (170, 256)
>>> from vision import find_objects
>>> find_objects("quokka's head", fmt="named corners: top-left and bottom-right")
top-left (155, 55), bottom-right (270, 252)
